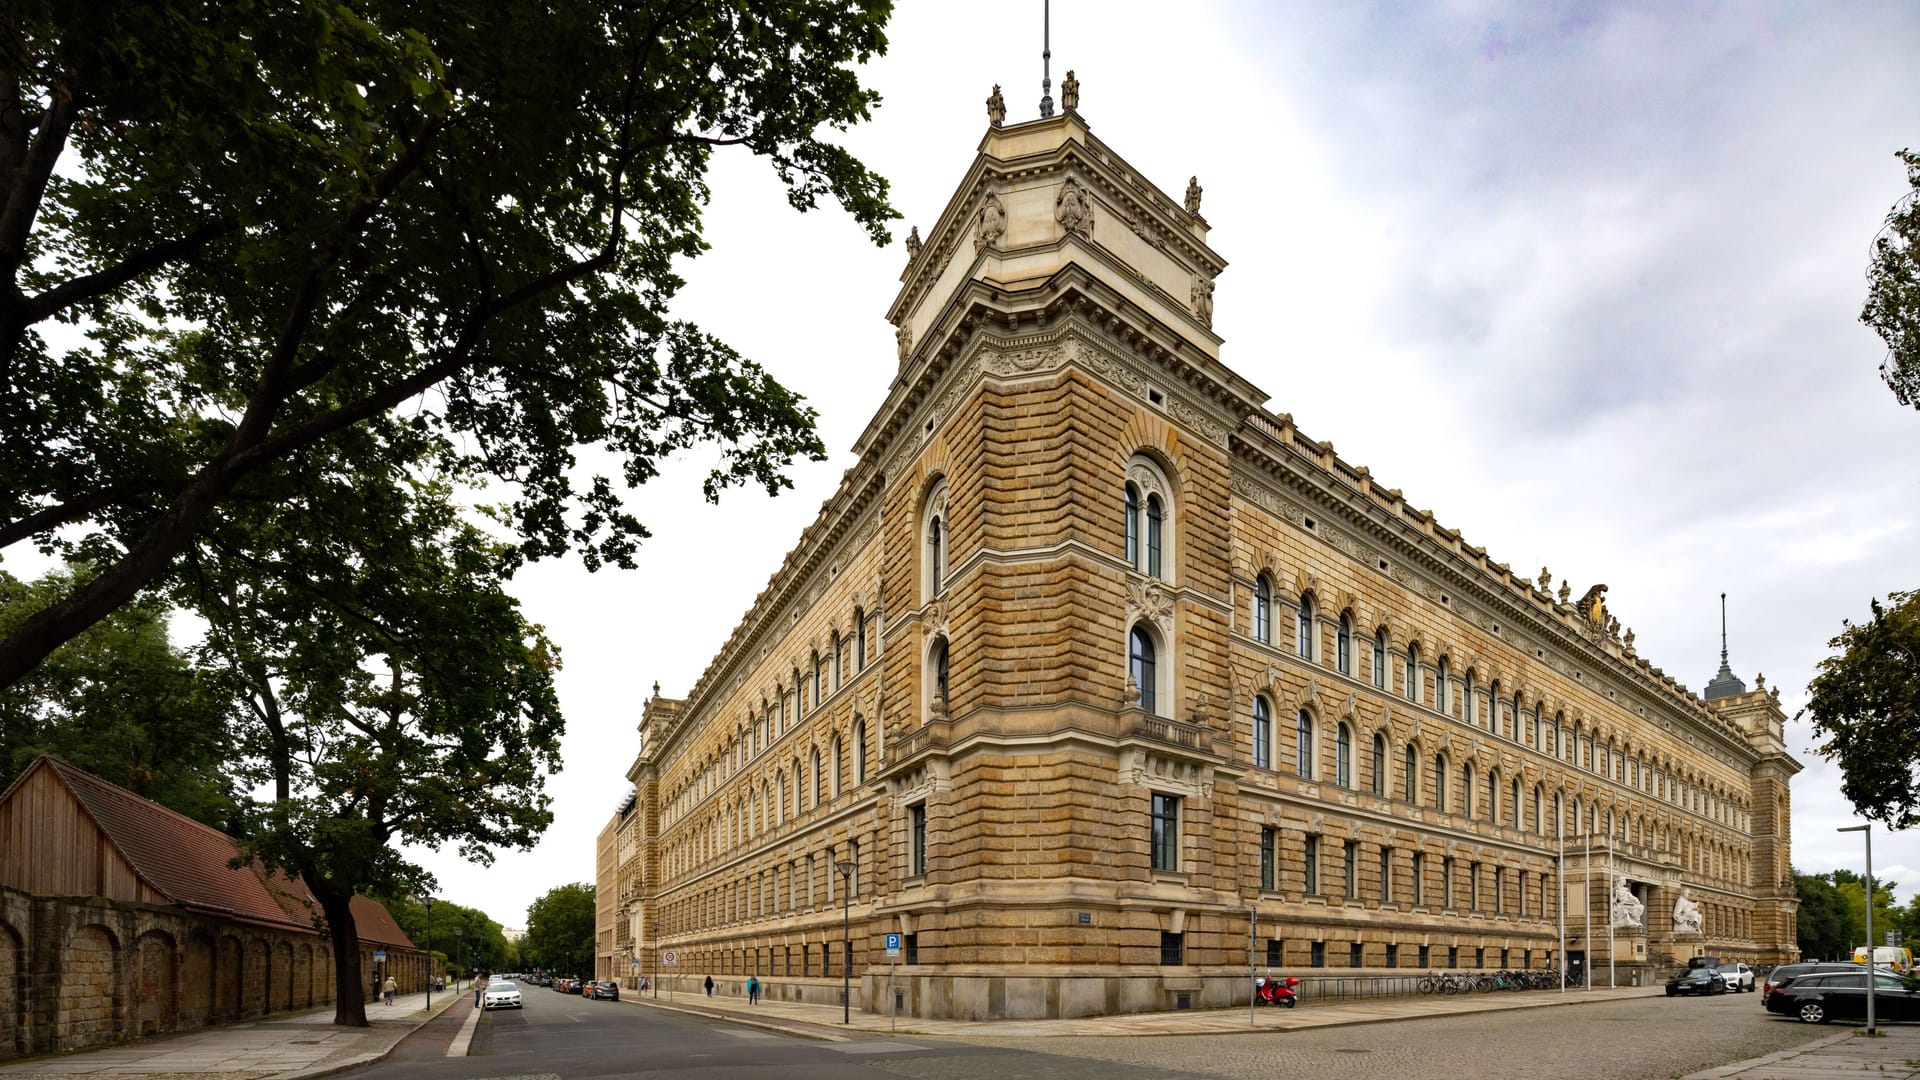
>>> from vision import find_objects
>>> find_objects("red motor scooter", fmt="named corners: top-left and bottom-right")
top-left (1254, 975), bottom-right (1299, 1007)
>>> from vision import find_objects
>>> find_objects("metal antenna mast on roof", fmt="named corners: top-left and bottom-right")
top-left (1719, 592), bottom-right (1729, 668)
top-left (1038, 0), bottom-right (1054, 118)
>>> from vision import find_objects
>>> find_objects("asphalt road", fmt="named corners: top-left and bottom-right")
top-left (360, 980), bottom-right (1833, 1080)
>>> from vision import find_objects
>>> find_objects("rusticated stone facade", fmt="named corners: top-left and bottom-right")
top-left (612, 108), bottom-right (1799, 1020)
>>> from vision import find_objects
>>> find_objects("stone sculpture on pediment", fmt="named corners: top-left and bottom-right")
top-left (1185, 175), bottom-right (1203, 215)
top-left (1125, 576), bottom-right (1175, 637)
top-left (1056, 177), bottom-right (1095, 238)
top-left (895, 323), bottom-right (913, 366)
top-left (1537, 567), bottom-right (1553, 593)
top-left (904, 225), bottom-right (922, 261)
top-left (1060, 69), bottom-right (1079, 111)
top-left (986, 84), bottom-right (1006, 126)
top-left (975, 192), bottom-right (1007, 252)
top-left (1576, 583), bottom-right (1609, 629)
top-left (1672, 887), bottom-right (1703, 935)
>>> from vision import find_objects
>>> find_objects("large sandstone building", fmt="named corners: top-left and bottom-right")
top-left (594, 95), bottom-right (1799, 1020)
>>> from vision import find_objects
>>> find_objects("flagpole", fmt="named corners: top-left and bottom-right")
top-left (1608, 822), bottom-right (1616, 989)
top-left (1584, 824), bottom-right (1592, 992)
top-left (1558, 804), bottom-right (1566, 994)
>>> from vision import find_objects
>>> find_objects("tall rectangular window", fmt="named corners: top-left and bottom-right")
top-left (905, 934), bottom-right (918, 965)
top-left (1310, 941), bottom-right (1326, 968)
top-left (1372, 631), bottom-right (1386, 689)
top-left (909, 803), bottom-right (927, 877)
top-left (1150, 793), bottom-right (1179, 872)
top-left (1304, 835), bottom-right (1319, 894)
top-left (1260, 827), bottom-right (1276, 892)
top-left (1349, 942), bottom-right (1363, 968)
top-left (1468, 862), bottom-right (1479, 911)
top-left (1411, 853), bottom-right (1424, 906)
top-left (1159, 931), bottom-right (1183, 966)
top-left (1343, 840), bottom-right (1357, 898)
top-left (1442, 856), bottom-right (1454, 908)
top-left (1495, 867), bottom-right (1504, 914)
top-left (1266, 939), bottom-right (1282, 967)
top-left (1386, 943), bottom-right (1399, 968)
top-left (1380, 847), bottom-right (1393, 903)
top-left (1419, 944), bottom-right (1430, 968)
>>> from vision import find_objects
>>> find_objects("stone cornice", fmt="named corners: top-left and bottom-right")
top-left (1228, 432), bottom-right (1758, 771)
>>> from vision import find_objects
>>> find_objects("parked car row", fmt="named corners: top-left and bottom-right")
top-left (1764, 963), bottom-right (1920, 1025)
top-left (1665, 961), bottom-right (1756, 997)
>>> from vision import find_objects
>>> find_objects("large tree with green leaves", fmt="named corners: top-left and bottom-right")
top-left (524, 883), bottom-right (597, 979)
top-left (0, 0), bottom-right (895, 689)
top-left (1863, 148), bottom-right (1920, 409)
top-left (186, 475), bottom-right (565, 1027)
top-left (381, 894), bottom-right (510, 980)
top-left (0, 566), bottom-right (238, 828)
top-left (1805, 591), bottom-right (1920, 828)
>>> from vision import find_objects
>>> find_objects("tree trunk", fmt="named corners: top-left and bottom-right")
top-left (309, 875), bottom-right (370, 1027)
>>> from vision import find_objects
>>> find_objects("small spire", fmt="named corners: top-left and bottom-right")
top-left (1038, 0), bottom-right (1054, 118)
top-left (1704, 591), bottom-right (1747, 700)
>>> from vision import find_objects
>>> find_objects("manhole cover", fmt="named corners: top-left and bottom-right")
top-left (1336, 1048), bottom-right (1371, 1054)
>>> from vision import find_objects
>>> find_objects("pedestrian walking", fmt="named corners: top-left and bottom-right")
top-left (747, 975), bottom-right (759, 1004)
top-left (704, 974), bottom-right (714, 997)
top-left (382, 975), bottom-right (397, 1006)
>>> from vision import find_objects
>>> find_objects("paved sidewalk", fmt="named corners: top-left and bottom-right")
top-left (619, 981), bottom-right (1667, 1039)
top-left (1684, 1022), bottom-right (1920, 1079)
top-left (0, 985), bottom-right (471, 1079)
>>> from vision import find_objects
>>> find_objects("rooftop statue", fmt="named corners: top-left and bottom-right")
top-left (905, 225), bottom-right (922, 261)
top-left (986, 84), bottom-right (1007, 126)
top-left (1061, 70), bottom-right (1079, 111)
top-left (1185, 176), bottom-right (1203, 215)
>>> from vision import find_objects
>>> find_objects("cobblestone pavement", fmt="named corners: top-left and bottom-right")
top-left (910, 992), bottom-right (1833, 1080)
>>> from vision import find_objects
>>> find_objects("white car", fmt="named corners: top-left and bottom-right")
top-left (1717, 962), bottom-right (1756, 992)
top-left (483, 982), bottom-right (523, 1009)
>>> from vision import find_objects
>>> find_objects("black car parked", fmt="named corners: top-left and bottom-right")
top-left (1762, 962), bottom-right (1900, 996)
top-left (1665, 967), bottom-right (1727, 996)
top-left (1765, 970), bottom-right (1920, 1024)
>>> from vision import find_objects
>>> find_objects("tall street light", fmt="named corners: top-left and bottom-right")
top-left (1838, 823), bottom-right (1875, 1035)
top-left (836, 859), bottom-right (857, 1024)
top-left (424, 896), bottom-right (434, 1010)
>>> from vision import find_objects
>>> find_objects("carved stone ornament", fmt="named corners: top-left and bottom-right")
top-left (1061, 69), bottom-right (1079, 111)
top-left (895, 322), bottom-right (913, 366)
top-left (1126, 577), bottom-right (1176, 637)
top-left (1056, 177), bottom-right (1094, 238)
top-left (975, 192), bottom-right (1007, 252)
top-left (1537, 567), bottom-right (1552, 593)
top-left (1191, 275), bottom-right (1214, 328)
top-left (905, 225), bottom-right (922, 261)
top-left (986, 84), bottom-right (1007, 126)
top-left (1556, 579), bottom-right (1572, 604)
top-left (1576, 584), bottom-right (1610, 629)
top-left (1610, 875), bottom-right (1645, 930)
top-left (1671, 886), bottom-right (1703, 935)
top-left (1184, 176), bottom-right (1203, 215)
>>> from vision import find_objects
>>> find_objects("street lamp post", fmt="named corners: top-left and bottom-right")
top-left (835, 859), bottom-right (857, 1025)
top-left (1838, 824), bottom-right (1875, 1035)
top-left (424, 897), bottom-right (434, 1010)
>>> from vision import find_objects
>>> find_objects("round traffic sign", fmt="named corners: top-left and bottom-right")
top-left (662, 950), bottom-right (678, 966)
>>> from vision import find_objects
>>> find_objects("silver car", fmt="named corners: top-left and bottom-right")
top-left (1718, 962), bottom-right (1756, 992)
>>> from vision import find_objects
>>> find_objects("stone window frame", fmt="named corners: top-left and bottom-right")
top-left (1124, 455), bottom-right (1174, 582)
top-left (1295, 709), bottom-right (1315, 779)
top-left (1129, 620), bottom-right (1170, 717)
top-left (1252, 574), bottom-right (1273, 644)
top-left (1149, 791), bottom-right (1180, 872)
top-left (921, 476), bottom-right (948, 603)
top-left (1251, 694), bottom-right (1273, 770)
top-left (1295, 592), bottom-right (1316, 661)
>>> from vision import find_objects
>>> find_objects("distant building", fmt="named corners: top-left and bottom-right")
top-left (608, 100), bottom-right (1799, 1020)
top-left (0, 756), bottom-right (418, 1056)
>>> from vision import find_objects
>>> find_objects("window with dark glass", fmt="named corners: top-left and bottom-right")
top-left (1266, 939), bottom-right (1282, 967)
top-left (856, 612), bottom-right (867, 672)
top-left (1371, 732), bottom-right (1386, 796)
top-left (1373, 629), bottom-right (1387, 689)
top-left (1433, 754), bottom-right (1447, 811)
top-left (1304, 834), bottom-right (1319, 893)
top-left (1310, 941), bottom-right (1326, 968)
top-left (1447, 945), bottom-right (1458, 968)
top-left (1405, 645), bottom-right (1420, 702)
top-left (1336, 723), bottom-right (1351, 788)
top-left (1253, 576), bottom-right (1271, 644)
top-left (1295, 710), bottom-right (1314, 778)
top-left (1125, 484), bottom-right (1139, 568)
top-left (928, 516), bottom-right (944, 595)
top-left (1145, 493), bottom-right (1163, 578)
top-left (905, 934), bottom-right (918, 965)
top-left (1349, 942), bottom-right (1363, 968)
top-left (1418, 944), bottom-right (1430, 968)
top-left (1436, 658), bottom-right (1449, 713)
top-left (909, 803), bottom-right (927, 876)
top-left (1259, 827), bottom-right (1276, 891)
top-left (1442, 856), bottom-right (1454, 908)
top-left (1130, 626), bottom-right (1156, 714)
top-left (931, 638), bottom-right (949, 705)
top-left (1379, 847), bottom-right (1392, 902)
top-left (1337, 615), bottom-right (1352, 674)
top-left (1252, 696), bottom-right (1271, 769)
top-left (1159, 931), bottom-right (1183, 966)
top-left (1403, 745), bottom-right (1417, 803)
top-left (1150, 793), bottom-right (1179, 872)
top-left (1296, 595), bottom-right (1314, 659)
top-left (1386, 943), bottom-right (1399, 968)
top-left (1343, 840), bottom-right (1356, 897)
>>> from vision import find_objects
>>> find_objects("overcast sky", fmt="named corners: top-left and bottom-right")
top-left (31, 3), bottom-right (1911, 939)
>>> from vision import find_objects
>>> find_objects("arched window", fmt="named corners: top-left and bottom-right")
top-left (811, 651), bottom-right (823, 709)
top-left (1337, 615), bottom-right (1352, 675)
top-left (1436, 658), bottom-right (1450, 714)
top-left (1296, 595), bottom-right (1315, 659)
top-left (1462, 761), bottom-right (1475, 817)
top-left (855, 608), bottom-right (867, 672)
top-left (853, 720), bottom-right (868, 784)
top-left (1533, 786), bottom-right (1543, 836)
top-left (1253, 576), bottom-right (1272, 644)
top-left (1371, 732), bottom-right (1386, 796)
top-left (929, 638), bottom-right (950, 707)
top-left (1464, 673), bottom-right (1476, 726)
top-left (1403, 744), bottom-right (1418, 803)
top-left (1125, 457), bottom-right (1172, 580)
top-left (1336, 723), bottom-right (1352, 788)
top-left (1433, 753), bottom-right (1447, 811)
top-left (1405, 645), bottom-right (1420, 703)
top-left (831, 631), bottom-right (843, 689)
top-left (1510, 777), bottom-right (1521, 829)
top-left (1373, 629), bottom-right (1387, 689)
top-left (810, 748), bottom-right (823, 808)
top-left (830, 736), bottom-right (843, 798)
top-left (1252, 696), bottom-right (1272, 769)
top-left (1129, 625), bottom-right (1158, 714)
top-left (923, 479), bottom-right (948, 600)
top-left (1296, 710), bottom-right (1315, 778)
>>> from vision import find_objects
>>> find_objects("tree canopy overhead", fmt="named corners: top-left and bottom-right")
top-left (1863, 149), bottom-right (1920, 410)
top-left (1804, 590), bottom-right (1920, 829)
top-left (0, 0), bottom-right (897, 687)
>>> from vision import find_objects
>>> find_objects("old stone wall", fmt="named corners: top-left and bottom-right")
top-left (0, 884), bottom-right (342, 1060)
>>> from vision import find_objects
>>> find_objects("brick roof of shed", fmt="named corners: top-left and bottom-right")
top-left (11, 756), bottom-right (413, 949)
